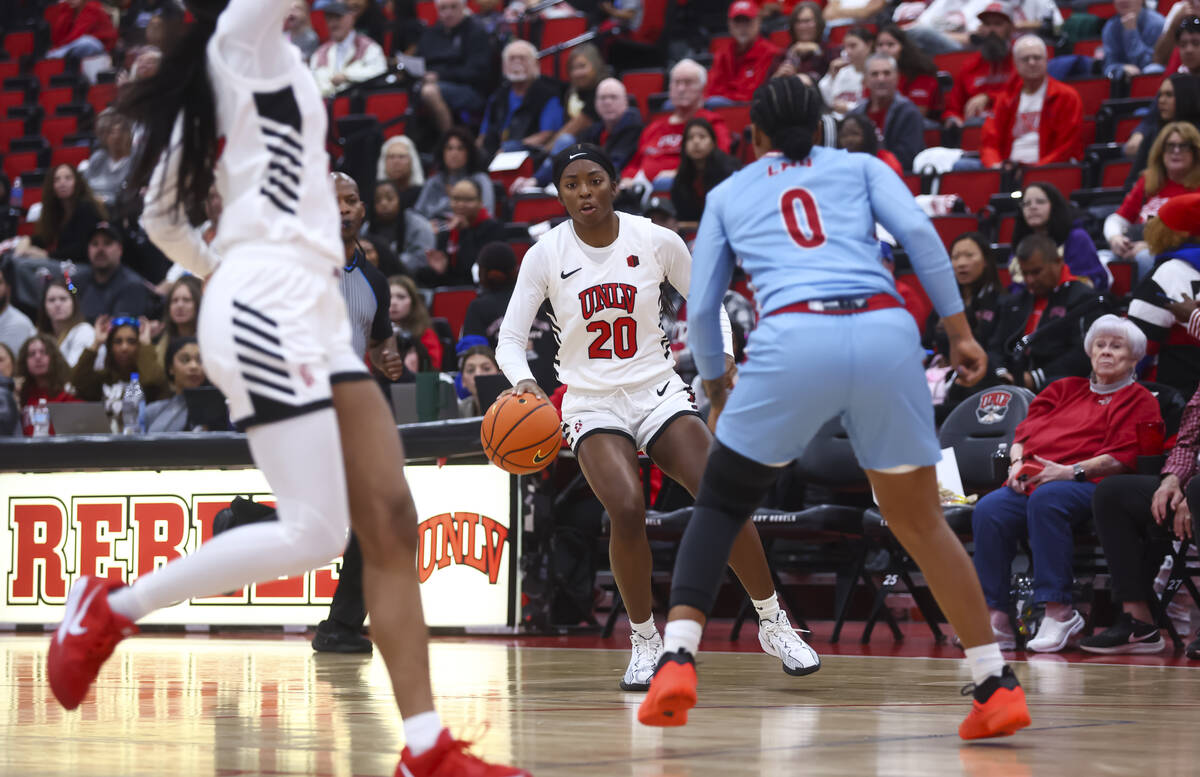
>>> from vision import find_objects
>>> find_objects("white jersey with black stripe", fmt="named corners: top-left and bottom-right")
top-left (496, 212), bottom-right (733, 394)
top-left (205, 0), bottom-right (342, 271)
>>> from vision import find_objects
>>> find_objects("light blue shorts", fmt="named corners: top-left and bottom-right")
top-left (715, 307), bottom-right (941, 471)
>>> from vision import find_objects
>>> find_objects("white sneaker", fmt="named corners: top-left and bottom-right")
top-left (757, 610), bottom-right (821, 676)
top-left (1026, 610), bottom-right (1084, 653)
top-left (620, 630), bottom-right (663, 691)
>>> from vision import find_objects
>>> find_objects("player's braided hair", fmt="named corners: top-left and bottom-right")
top-left (749, 77), bottom-right (821, 162)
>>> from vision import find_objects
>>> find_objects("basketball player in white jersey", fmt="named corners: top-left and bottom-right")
top-left (45, 3), bottom-right (526, 775)
top-left (496, 144), bottom-right (820, 690)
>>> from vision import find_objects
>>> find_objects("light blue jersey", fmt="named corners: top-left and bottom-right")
top-left (689, 146), bottom-right (963, 382)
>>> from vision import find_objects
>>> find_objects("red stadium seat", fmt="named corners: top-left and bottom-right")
top-left (332, 95), bottom-right (352, 123)
top-left (51, 144), bottom-right (91, 169)
top-left (930, 214), bottom-right (980, 250)
top-left (540, 16), bottom-right (587, 49)
top-left (416, 2), bottom-right (438, 26)
top-left (933, 50), bottom-right (978, 77)
top-left (0, 90), bottom-right (27, 116)
top-left (33, 59), bottom-right (67, 88)
top-left (511, 193), bottom-right (565, 223)
top-left (1102, 159), bottom-right (1131, 187)
top-left (430, 286), bottom-right (478, 338)
top-left (0, 62), bottom-right (20, 82)
top-left (365, 91), bottom-right (409, 124)
top-left (629, 0), bottom-right (667, 44)
top-left (960, 124), bottom-right (983, 151)
top-left (3, 150), bottom-right (39, 181)
top-left (998, 215), bottom-right (1015, 244)
top-left (1022, 163), bottom-right (1084, 196)
top-left (937, 169), bottom-right (1002, 213)
top-left (40, 115), bottom-right (78, 148)
top-left (38, 87), bottom-right (76, 117)
top-left (1085, 3), bottom-right (1118, 19)
top-left (1108, 259), bottom-right (1136, 298)
top-left (311, 10), bottom-right (329, 42)
top-left (1072, 38), bottom-right (1103, 58)
top-left (488, 156), bottom-right (533, 191)
top-left (87, 82), bottom-right (118, 114)
top-left (621, 69), bottom-right (664, 120)
top-left (22, 182), bottom-right (43, 208)
top-left (0, 118), bottom-right (24, 152)
top-left (1130, 73), bottom-right (1167, 99)
top-left (923, 125), bottom-right (942, 149)
top-left (709, 102), bottom-right (752, 137)
top-left (1115, 115), bottom-right (1142, 144)
top-left (1066, 77), bottom-right (1113, 117)
top-left (4, 32), bottom-right (35, 60)
top-left (902, 172), bottom-right (922, 196)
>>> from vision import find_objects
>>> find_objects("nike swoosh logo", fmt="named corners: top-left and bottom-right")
top-left (57, 580), bottom-right (99, 643)
top-left (569, 152), bottom-right (586, 160)
top-left (533, 449), bottom-right (552, 463)
top-left (656, 382), bottom-right (669, 396)
top-left (560, 268), bottom-right (582, 279)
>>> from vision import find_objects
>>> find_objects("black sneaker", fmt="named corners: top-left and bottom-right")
top-left (1187, 630), bottom-right (1200, 661)
top-left (311, 620), bottom-right (372, 654)
top-left (1078, 612), bottom-right (1164, 654)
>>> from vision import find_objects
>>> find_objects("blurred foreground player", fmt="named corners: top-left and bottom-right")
top-left (637, 78), bottom-right (1032, 741)
top-left (45, 2), bottom-right (529, 774)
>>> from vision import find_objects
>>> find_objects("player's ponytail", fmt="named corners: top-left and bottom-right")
top-left (119, 4), bottom-right (223, 222)
top-left (750, 77), bottom-right (821, 162)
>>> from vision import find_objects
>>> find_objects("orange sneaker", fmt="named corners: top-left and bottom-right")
top-left (47, 576), bottom-right (138, 710)
top-left (637, 650), bottom-right (697, 728)
top-left (958, 666), bottom-right (1031, 740)
top-left (396, 730), bottom-right (530, 776)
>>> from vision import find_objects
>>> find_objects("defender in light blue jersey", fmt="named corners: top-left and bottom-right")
top-left (639, 78), bottom-right (1033, 742)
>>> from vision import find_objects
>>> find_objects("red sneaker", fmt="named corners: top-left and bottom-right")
top-left (959, 665), bottom-right (1031, 740)
top-left (396, 730), bottom-right (530, 776)
top-left (636, 650), bottom-right (697, 728)
top-left (47, 576), bottom-right (138, 710)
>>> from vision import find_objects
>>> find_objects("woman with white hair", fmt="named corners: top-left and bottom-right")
top-left (971, 314), bottom-right (1163, 653)
top-left (375, 135), bottom-right (425, 208)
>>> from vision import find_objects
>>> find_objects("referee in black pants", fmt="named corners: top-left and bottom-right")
top-left (312, 174), bottom-right (406, 653)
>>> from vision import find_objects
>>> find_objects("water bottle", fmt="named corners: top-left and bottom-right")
top-left (31, 398), bottom-right (50, 437)
top-left (10, 176), bottom-right (22, 210)
top-left (991, 442), bottom-right (1010, 483)
top-left (122, 373), bottom-right (145, 434)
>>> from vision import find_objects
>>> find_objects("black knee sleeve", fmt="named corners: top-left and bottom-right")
top-left (669, 443), bottom-right (779, 615)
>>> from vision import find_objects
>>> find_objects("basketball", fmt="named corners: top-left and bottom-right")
top-left (481, 392), bottom-right (562, 474)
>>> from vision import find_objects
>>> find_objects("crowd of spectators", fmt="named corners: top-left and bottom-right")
top-left (2, 0), bottom-right (1200, 656)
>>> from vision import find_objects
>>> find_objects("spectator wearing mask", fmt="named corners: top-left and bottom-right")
top-left (418, 179), bottom-right (503, 288)
top-left (818, 25), bottom-right (874, 116)
top-left (1107, 121), bottom-right (1200, 281)
top-left (416, 0), bottom-right (493, 134)
top-left (1011, 182), bottom-right (1106, 291)
top-left (0, 269), bottom-right (36, 357)
top-left (985, 234), bottom-right (1102, 392)
top-left (44, 0), bottom-right (117, 58)
top-left (310, 2), bottom-right (387, 98)
top-left (944, 3), bottom-right (1018, 127)
top-left (1125, 74), bottom-right (1200, 188)
top-left (144, 337), bottom-right (209, 433)
top-left (873, 24), bottom-right (941, 117)
top-left (285, 0), bottom-right (321, 61)
top-left (705, 2), bottom-right (781, 106)
top-left (462, 242), bottom-right (519, 345)
top-left (1102, 0), bottom-right (1166, 78)
top-left (15, 334), bottom-right (80, 435)
top-left (479, 39), bottom-right (566, 157)
top-left (973, 315), bottom-right (1160, 652)
top-left (388, 275), bottom-right (443, 367)
top-left (36, 279), bottom-right (95, 368)
top-left (837, 112), bottom-right (904, 174)
top-left (414, 127), bottom-right (496, 229)
top-left (369, 179), bottom-right (436, 273)
top-left (456, 344), bottom-right (501, 417)
top-left (771, 3), bottom-right (831, 81)
top-left (154, 276), bottom-right (202, 366)
top-left (71, 315), bottom-right (168, 411)
top-left (1127, 195), bottom-right (1200, 398)
top-left (376, 135), bottom-right (425, 209)
top-left (621, 59), bottom-right (732, 186)
top-left (85, 110), bottom-right (134, 207)
top-left (671, 118), bottom-right (741, 228)
top-left (29, 164), bottom-right (108, 263)
top-left (851, 53), bottom-right (925, 170)
top-left (73, 222), bottom-right (156, 322)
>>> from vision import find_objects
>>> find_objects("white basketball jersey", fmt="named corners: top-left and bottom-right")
top-left (205, 4), bottom-right (342, 271)
top-left (496, 212), bottom-right (730, 393)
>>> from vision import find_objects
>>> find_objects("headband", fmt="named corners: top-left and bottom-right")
top-left (552, 143), bottom-right (617, 188)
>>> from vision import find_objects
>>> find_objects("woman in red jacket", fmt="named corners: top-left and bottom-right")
top-left (45, 0), bottom-right (118, 58)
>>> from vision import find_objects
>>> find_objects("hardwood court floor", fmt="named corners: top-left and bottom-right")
top-left (2, 630), bottom-right (1199, 777)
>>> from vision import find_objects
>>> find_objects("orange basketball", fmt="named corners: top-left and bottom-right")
top-left (481, 393), bottom-right (562, 475)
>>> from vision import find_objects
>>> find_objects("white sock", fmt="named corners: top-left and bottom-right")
top-left (663, 619), bottom-right (703, 657)
top-left (106, 585), bottom-right (150, 622)
top-left (964, 643), bottom-right (1006, 686)
top-left (403, 710), bottom-right (443, 757)
top-left (630, 616), bottom-right (658, 640)
top-left (752, 592), bottom-right (780, 623)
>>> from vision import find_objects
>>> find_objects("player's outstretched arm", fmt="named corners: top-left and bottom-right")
top-left (211, 0), bottom-right (295, 79)
top-left (495, 245), bottom-right (550, 389)
top-left (141, 117), bottom-right (220, 278)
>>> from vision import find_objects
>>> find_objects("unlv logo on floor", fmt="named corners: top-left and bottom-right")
top-left (976, 390), bottom-right (1013, 424)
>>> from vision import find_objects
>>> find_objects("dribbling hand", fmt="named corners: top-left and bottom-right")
top-left (502, 379), bottom-right (548, 402)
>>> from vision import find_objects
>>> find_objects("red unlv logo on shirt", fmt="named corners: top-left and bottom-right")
top-left (976, 390), bottom-right (1013, 424)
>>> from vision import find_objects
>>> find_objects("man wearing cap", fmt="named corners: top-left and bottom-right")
top-left (644, 196), bottom-right (680, 232)
top-left (309, 1), bottom-right (387, 98)
top-left (705, 2), bottom-right (781, 106)
top-left (943, 2), bottom-right (1019, 127)
top-left (979, 35), bottom-right (1083, 168)
top-left (851, 53), bottom-right (926, 171)
top-left (73, 222), bottom-right (155, 322)
top-left (1103, 0), bottom-right (1166, 79)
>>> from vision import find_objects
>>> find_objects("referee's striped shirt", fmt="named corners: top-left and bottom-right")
top-left (339, 248), bottom-right (392, 358)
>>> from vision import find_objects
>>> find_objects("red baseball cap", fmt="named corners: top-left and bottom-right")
top-left (728, 0), bottom-right (759, 19)
top-left (1158, 193), bottom-right (1200, 234)
top-left (977, 1), bottom-right (1014, 21)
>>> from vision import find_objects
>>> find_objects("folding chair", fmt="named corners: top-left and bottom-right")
top-left (1155, 538), bottom-right (1200, 650)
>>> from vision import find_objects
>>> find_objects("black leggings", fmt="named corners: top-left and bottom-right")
top-left (1092, 474), bottom-right (1187, 604)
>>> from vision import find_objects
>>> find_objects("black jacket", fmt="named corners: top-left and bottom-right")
top-left (670, 150), bottom-right (741, 222)
top-left (419, 217), bottom-right (504, 287)
top-left (923, 282), bottom-right (1008, 359)
top-left (577, 108), bottom-right (644, 175)
top-left (985, 278), bottom-right (1102, 391)
top-left (34, 200), bottom-right (102, 262)
top-left (417, 16), bottom-right (492, 96)
top-left (482, 76), bottom-right (563, 157)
